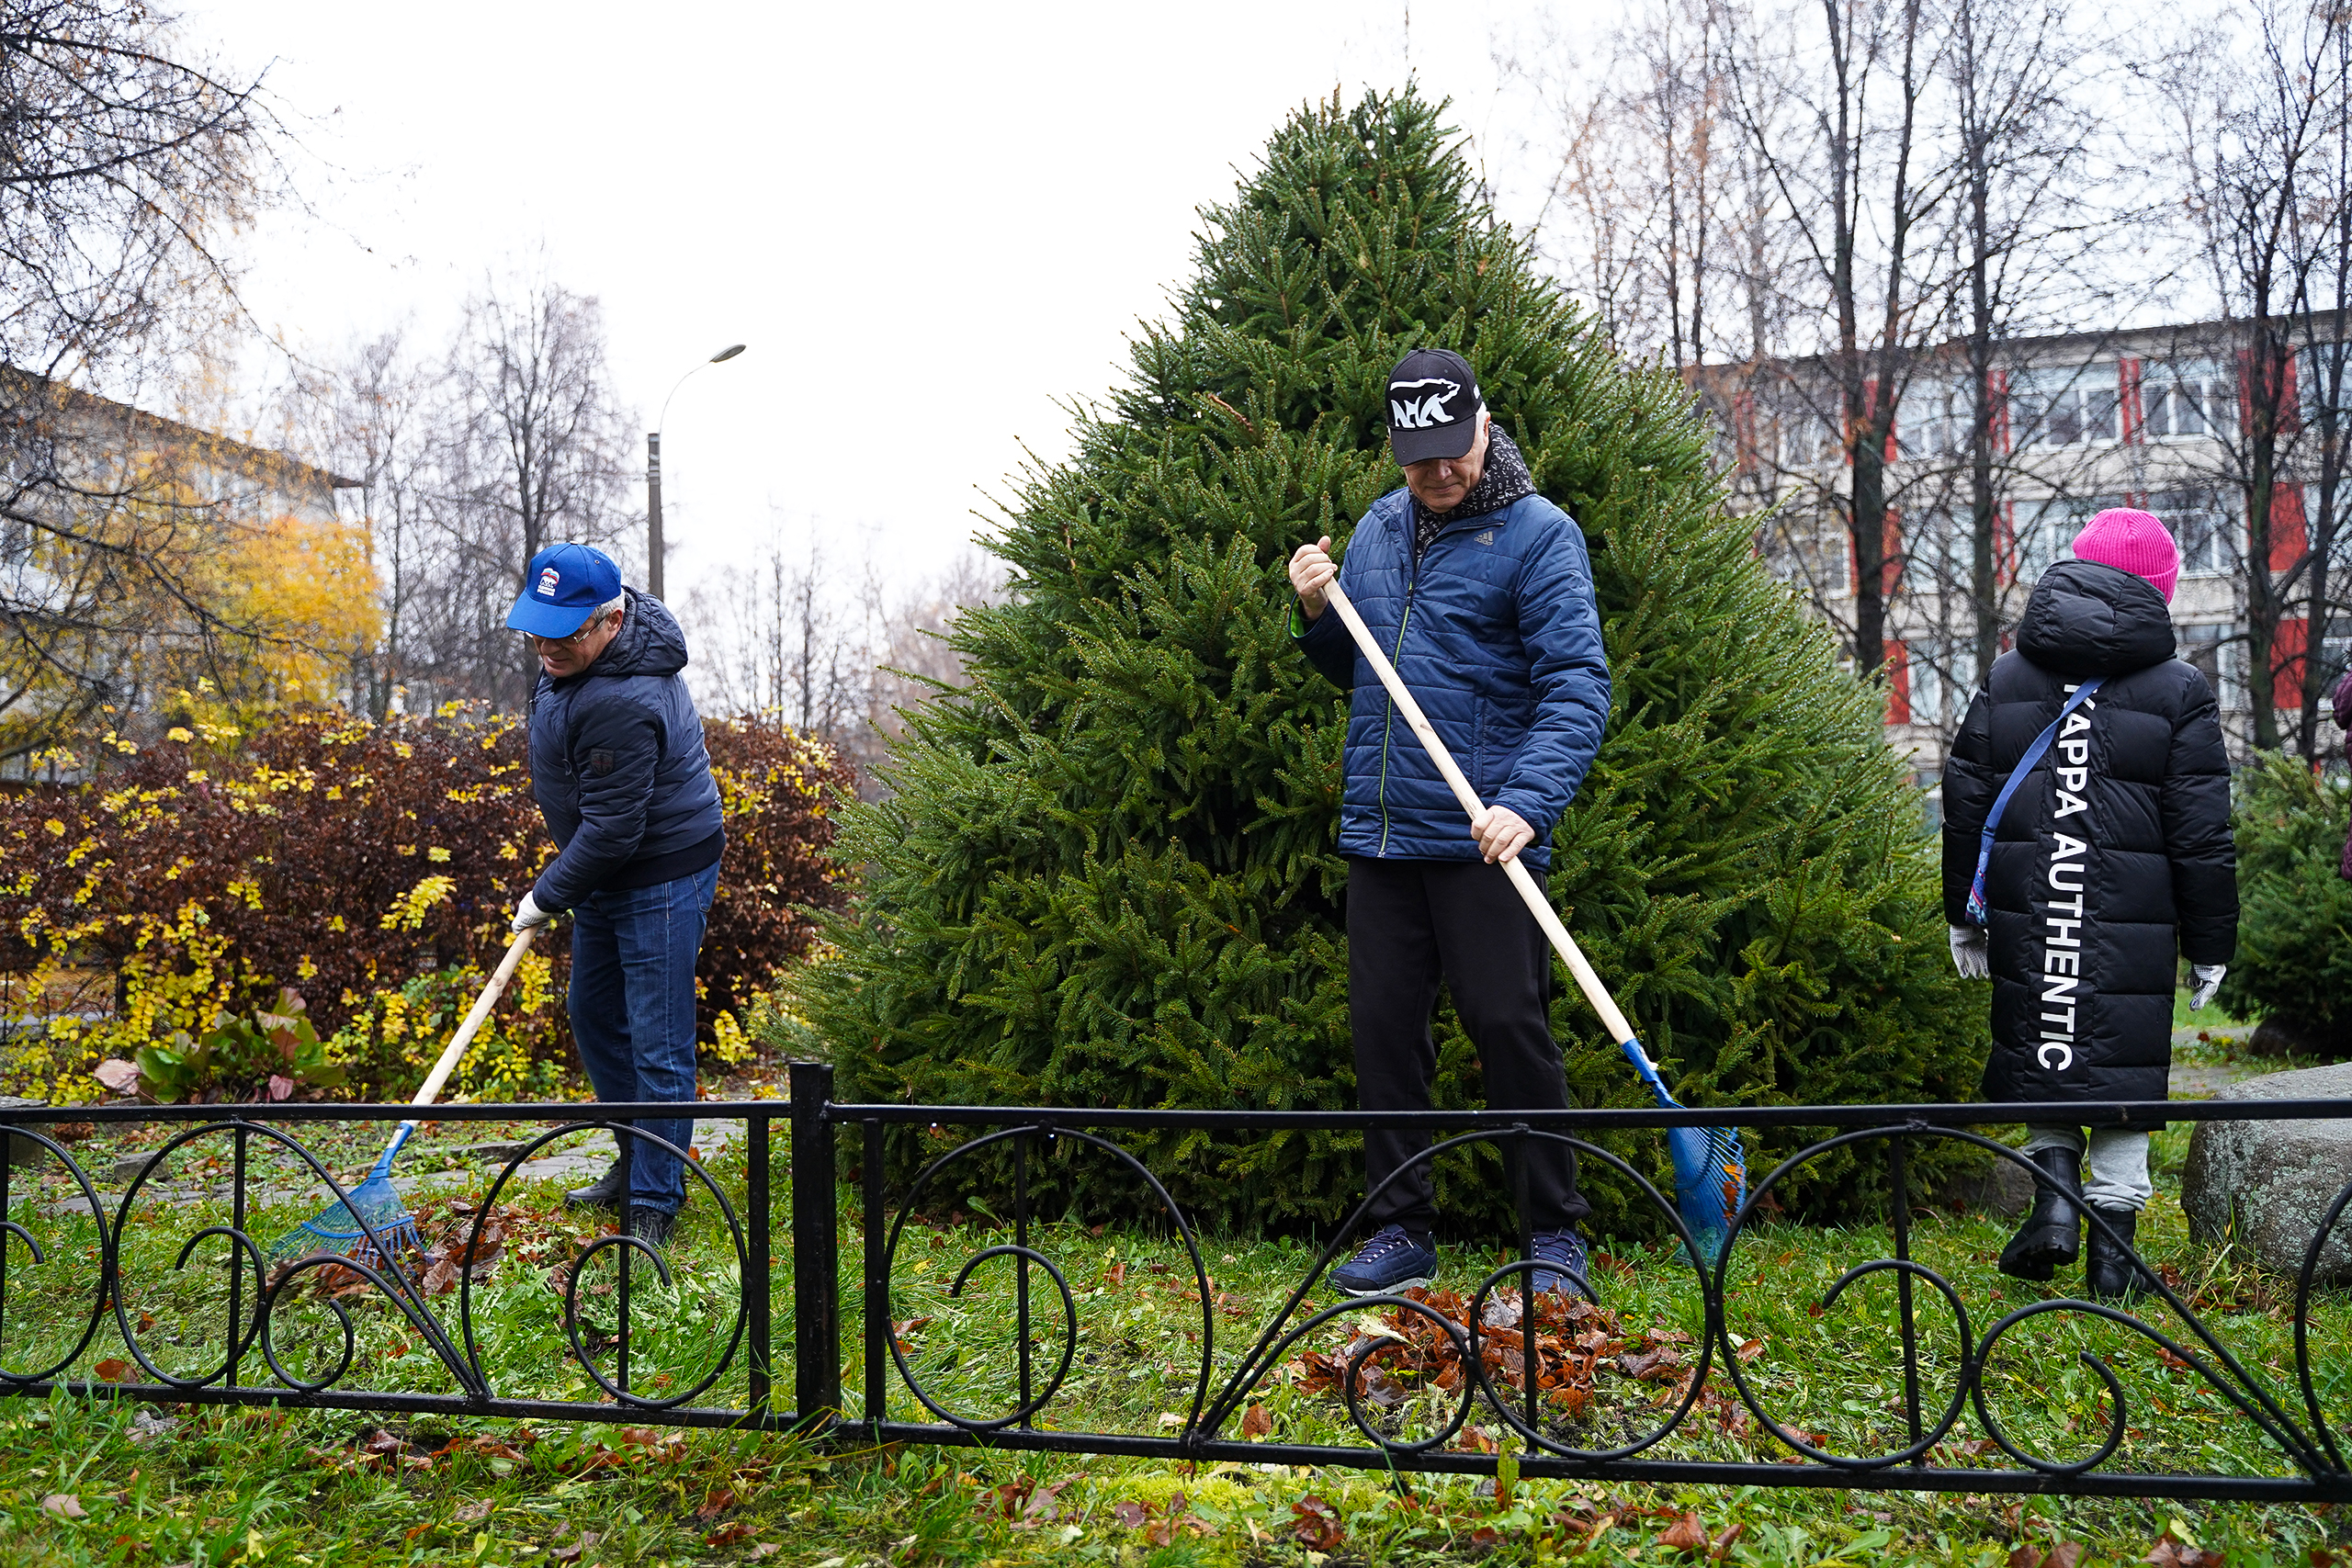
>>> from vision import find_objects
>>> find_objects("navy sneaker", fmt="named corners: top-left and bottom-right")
top-left (1530, 1227), bottom-right (1594, 1302)
top-left (1329, 1224), bottom-right (1439, 1296)
top-left (627, 1204), bottom-right (675, 1251)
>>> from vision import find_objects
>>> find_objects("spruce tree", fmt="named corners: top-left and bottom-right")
top-left (782, 87), bottom-right (1986, 1237)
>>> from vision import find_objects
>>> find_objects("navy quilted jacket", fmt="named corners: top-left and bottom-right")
top-left (1294, 486), bottom-right (1611, 871)
top-left (526, 591), bottom-right (725, 911)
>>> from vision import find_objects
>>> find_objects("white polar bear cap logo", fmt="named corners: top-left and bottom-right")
top-left (537, 567), bottom-right (560, 598)
top-left (1388, 377), bottom-right (1464, 431)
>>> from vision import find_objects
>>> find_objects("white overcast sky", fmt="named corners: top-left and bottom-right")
top-left (181, 0), bottom-right (1603, 607)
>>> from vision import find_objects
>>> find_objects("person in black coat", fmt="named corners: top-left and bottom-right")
top-left (1940, 509), bottom-right (2237, 1300)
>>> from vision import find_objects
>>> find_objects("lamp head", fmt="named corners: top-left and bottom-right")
top-left (710, 344), bottom-right (747, 363)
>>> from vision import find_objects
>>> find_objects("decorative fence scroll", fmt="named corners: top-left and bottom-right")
top-left (3, 1066), bottom-right (2350, 1504)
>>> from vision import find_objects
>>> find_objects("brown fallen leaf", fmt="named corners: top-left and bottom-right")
top-left (2145, 1532), bottom-right (2226, 1568)
top-left (695, 1487), bottom-right (739, 1518)
top-left (1657, 1511), bottom-right (1709, 1551)
top-left (548, 1532), bottom-right (600, 1563)
top-left (1112, 1501), bottom-right (1150, 1529)
top-left (705, 1522), bottom-right (757, 1548)
top-left (92, 1359), bottom-right (130, 1382)
top-left (749, 1546), bottom-right (782, 1560)
top-left (41, 1495), bottom-right (86, 1519)
top-left (1710, 1521), bottom-right (1748, 1561)
top-left (2050, 1542), bottom-right (2086, 1568)
top-left (1292, 1495), bottom-right (1344, 1552)
top-left (453, 1499), bottom-right (492, 1524)
top-left (1240, 1402), bottom-right (1272, 1439)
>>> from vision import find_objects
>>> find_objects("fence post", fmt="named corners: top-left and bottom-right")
top-left (788, 1061), bottom-right (841, 1435)
top-left (746, 1109), bottom-right (772, 1424)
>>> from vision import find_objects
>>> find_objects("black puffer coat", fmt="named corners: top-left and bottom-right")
top-left (1940, 559), bottom-right (2237, 1104)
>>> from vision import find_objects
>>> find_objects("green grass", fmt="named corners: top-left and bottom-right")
top-left (1, 1114), bottom-right (2348, 1565)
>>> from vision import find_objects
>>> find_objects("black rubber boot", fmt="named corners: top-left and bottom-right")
top-left (564, 1160), bottom-right (627, 1211)
top-left (2084, 1205), bottom-right (2143, 1303)
top-left (1997, 1146), bottom-right (2083, 1281)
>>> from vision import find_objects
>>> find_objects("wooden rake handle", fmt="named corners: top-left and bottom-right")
top-left (407, 925), bottom-right (539, 1114)
top-left (1320, 580), bottom-right (1640, 1050)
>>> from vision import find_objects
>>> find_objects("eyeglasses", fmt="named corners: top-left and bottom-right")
top-left (521, 612), bottom-right (611, 649)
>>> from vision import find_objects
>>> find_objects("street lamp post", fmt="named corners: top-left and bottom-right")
top-left (648, 343), bottom-right (747, 600)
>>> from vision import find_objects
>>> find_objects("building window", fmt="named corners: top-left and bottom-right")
top-left (2142, 359), bottom-right (2227, 440)
top-left (2019, 493), bottom-right (2128, 579)
top-left (2012, 365), bottom-right (2120, 447)
top-left (1778, 404), bottom-right (1840, 468)
top-left (1757, 504), bottom-right (1850, 594)
top-left (2148, 487), bottom-right (2236, 578)
top-left (1903, 380), bottom-right (1970, 457)
top-left (1904, 634), bottom-right (1979, 731)
top-left (2301, 344), bottom-right (2351, 430)
top-left (2180, 623), bottom-right (2240, 709)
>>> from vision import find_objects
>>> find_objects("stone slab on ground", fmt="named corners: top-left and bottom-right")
top-left (2180, 1060), bottom-right (2352, 1282)
top-left (3, 1096), bottom-right (51, 1168)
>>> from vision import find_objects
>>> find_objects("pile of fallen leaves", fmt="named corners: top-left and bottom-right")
top-left (279, 1200), bottom-right (526, 1302)
top-left (1289, 1287), bottom-right (1745, 1428)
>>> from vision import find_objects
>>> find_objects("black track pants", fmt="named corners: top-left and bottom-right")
top-left (1346, 854), bottom-right (1590, 1235)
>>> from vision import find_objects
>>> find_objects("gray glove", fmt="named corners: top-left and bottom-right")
top-left (511, 890), bottom-right (556, 932)
top-left (1950, 924), bottom-right (1990, 980)
top-left (2189, 964), bottom-right (2227, 1010)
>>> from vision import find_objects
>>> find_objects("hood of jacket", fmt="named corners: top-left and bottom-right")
top-left (2015, 558), bottom-right (2176, 678)
top-left (571, 589), bottom-right (689, 684)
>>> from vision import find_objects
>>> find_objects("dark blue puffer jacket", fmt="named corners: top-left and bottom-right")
top-left (1294, 487), bottom-right (1611, 872)
top-left (526, 591), bottom-right (725, 910)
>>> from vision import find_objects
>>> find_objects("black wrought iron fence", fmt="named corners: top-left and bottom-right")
top-left (4, 1063), bottom-right (2350, 1505)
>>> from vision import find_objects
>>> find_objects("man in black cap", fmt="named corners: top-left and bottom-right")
top-left (1287, 348), bottom-right (1612, 1297)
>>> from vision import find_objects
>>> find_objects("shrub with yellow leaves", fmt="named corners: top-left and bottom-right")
top-left (1, 706), bottom-right (852, 1101)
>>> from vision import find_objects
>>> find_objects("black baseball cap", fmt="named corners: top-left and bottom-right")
top-left (1385, 347), bottom-right (1483, 465)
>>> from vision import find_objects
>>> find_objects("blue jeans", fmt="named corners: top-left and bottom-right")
top-left (567, 862), bottom-right (719, 1215)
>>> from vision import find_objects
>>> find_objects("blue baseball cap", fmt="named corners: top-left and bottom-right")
top-left (507, 543), bottom-right (623, 638)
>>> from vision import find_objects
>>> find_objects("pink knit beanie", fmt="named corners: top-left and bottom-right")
top-left (2072, 508), bottom-right (2181, 603)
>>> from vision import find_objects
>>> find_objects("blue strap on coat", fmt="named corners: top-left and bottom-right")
top-left (1964, 677), bottom-right (2104, 927)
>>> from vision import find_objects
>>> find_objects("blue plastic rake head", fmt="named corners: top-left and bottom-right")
top-left (1619, 1039), bottom-right (1747, 1263)
top-left (266, 1121), bottom-right (426, 1269)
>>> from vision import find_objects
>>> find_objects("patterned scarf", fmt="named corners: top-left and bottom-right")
top-left (1413, 424), bottom-right (1537, 559)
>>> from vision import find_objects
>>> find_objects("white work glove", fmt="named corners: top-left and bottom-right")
top-left (2189, 964), bottom-right (2227, 1010)
top-left (511, 891), bottom-right (556, 932)
top-left (1950, 924), bottom-right (1990, 980)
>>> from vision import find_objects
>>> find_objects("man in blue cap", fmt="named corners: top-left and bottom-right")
top-left (506, 541), bottom-right (725, 1247)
